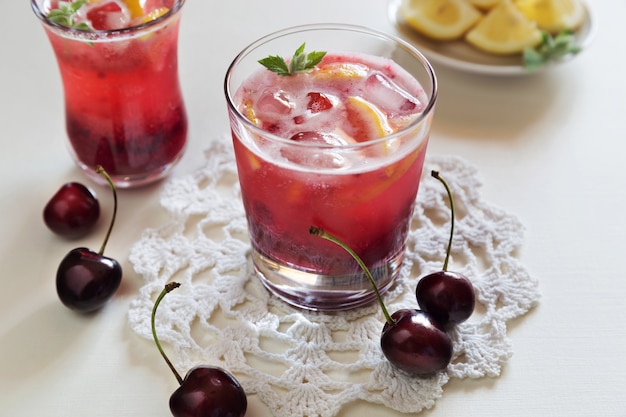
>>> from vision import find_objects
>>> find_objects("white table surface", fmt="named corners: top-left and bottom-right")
top-left (1, 0), bottom-right (625, 416)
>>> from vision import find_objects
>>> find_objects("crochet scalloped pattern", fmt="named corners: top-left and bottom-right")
top-left (128, 139), bottom-right (540, 417)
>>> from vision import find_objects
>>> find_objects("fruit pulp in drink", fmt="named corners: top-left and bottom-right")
top-left (231, 53), bottom-right (432, 309)
top-left (42, 0), bottom-right (187, 186)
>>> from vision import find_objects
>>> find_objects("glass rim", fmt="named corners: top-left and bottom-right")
top-left (224, 23), bottom-right (438, 150)
top-left (31, 0), bottom-right (185, 38)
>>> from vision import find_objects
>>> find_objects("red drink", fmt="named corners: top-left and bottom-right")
top-left (32, 0), bottom-right (187, 187)
top-left (225, 25), bottom-right (437, 310)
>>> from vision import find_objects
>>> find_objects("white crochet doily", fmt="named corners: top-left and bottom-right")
top-left (128, 139), bottom-right (540, 416)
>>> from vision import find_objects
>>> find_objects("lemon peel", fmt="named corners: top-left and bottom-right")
top-left (345, 96), bottom-right (393, 142)
top-left (467, 0), bottom-right (502, 9)
top-left (311, 62), bottom-right (369, 80)
top-left (465, 0), bottom-right (542, 54)
top-left (399, 0), bottom-right (483, 41)
top-left (121, 0), bottom-right (144, 20)
top-left (139, 6), bottom-right (170, 23)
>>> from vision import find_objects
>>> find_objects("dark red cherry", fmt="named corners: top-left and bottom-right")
top-left (170, 366), bottom-right (248, 417)
top-left (43, 182), bottom-right (100, 239)
top-left (417, 271), bottom-right (475, 326)
top-left (381, 309), bottom-right (453, 375)
top-left (417, 171), bottom-right (475, 327)
top-left (310, 227), bottom-right (453, 376)
top-left (152, 283), bottom-right (248, 417)
top-left (56, 247), bottom-right (122, 312)
top-left (56, 166), bottom-right (121, 313)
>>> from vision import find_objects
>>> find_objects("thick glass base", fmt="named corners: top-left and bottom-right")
top-left (251, 248), bottom-right (402, 311)
top-left (74, 153), bottom-right (184, 189)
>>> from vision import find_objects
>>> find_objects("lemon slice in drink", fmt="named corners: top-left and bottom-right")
top-left (139, 6), bottom-right (170, 23)
top-left (345, 96), bottom-right (393, 142)
top-left (311, 62), bottom-right (369, 80)
top-left (399, 0), bottom-right (483, 41)
top-left (465, 0), bottom-right (542, 54)
top-left (120, 0), bottom-right (144, 19)
top-left (515, 0), bottom-right (585, 33)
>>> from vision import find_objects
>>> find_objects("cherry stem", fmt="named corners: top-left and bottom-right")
top-left (431, 170), bottom-right (455, 272)
top-left (151, 282), bottom-right (184, 385)
top-left (309, 226), bottom-right (394, 325)
top-left (95, 166), bottom-right (117, 256)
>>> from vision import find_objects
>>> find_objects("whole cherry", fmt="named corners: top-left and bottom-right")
top-left (152, 282), bottom-right (248, 417)
top-left (416, 171), bottom-right (475, 327)
top-left (43, 181), bottom-right (100, 239)
top-left (56, 166), bottom-right (122, 313)
top-left (381, 309), bottom-right (452, 375)
top-left (309, 226), bottom-right (452, 375)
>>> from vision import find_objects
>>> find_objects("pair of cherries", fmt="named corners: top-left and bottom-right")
top-left (45, 173), bottom-right (247, 417)
top-left (44, 167), bottom-right (121, 313)
top-left (312, 170), bottom-right (475, 375)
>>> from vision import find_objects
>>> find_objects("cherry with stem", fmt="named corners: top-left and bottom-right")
top-left (309, 226), bottom-right (453, 375)
top-left (56, 166), bottom-right (122, 313)
top-left (151, 282), bottom-right (247, 417)
top-left (416, 171), bottom-right (475, 327)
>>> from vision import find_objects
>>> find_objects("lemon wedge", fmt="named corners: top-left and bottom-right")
top-left (515, 0), bottom-right (585, 33)
top-left (345, 96), bottom-right (393, 142)
top-left (120, 0), bottom-right (144, 20)
top-left (139, 7), bottom-right (170, 23)
top-left (465, 0), bottom-right (542, 54)
top-left (467, 0), bottom-right (502, 9)
top-left (399, 0), bottom-right (483, 41)
top-left (311, 62), bottom-right (369, 80)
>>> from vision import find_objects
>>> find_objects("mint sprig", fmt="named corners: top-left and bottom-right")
top-left (523, 30), bottom-right (582, 72)
top-left (47, 0), bottom-right (91, 30)
top-left (258, 43), bottom-right (326, 76)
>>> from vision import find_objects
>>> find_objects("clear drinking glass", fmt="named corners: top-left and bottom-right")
top-left (31, 0), bottom-right (188, 188)
top-left (225, 24), bottom-right (437, 310)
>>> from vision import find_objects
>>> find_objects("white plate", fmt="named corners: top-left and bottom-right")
top-left (388, 0), bottom-right (596, 76)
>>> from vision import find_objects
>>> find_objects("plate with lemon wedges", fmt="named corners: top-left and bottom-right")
top-left (389, 0), bottom-right (595, 76)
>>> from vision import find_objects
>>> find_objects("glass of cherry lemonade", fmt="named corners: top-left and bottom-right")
top-left (32, 0), bottom-right (187, 188)
top-left (225, 24), bottom-right (437, 311)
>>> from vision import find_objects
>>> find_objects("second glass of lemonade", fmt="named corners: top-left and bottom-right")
top-left (32, 0), bottom-right (188, 188)
top-left (225, 24), bottom-right (437, 311)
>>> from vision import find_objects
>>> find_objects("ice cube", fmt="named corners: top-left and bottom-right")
top-left (290, 131), bottom-right (351, 146)
top-left (280, 131), bottom-right (354, 169)
top-left (364, 72), bottom-right (423, 116)
top-left (84, 1), bottom-right (131, 30)
top-left (255, 89), bottom-right (294, 120)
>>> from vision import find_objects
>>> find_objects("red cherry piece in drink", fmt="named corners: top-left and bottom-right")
top-left (416, 271), bottom-right (475, 326)
top-left (43, 182), bottom-right (100, 239)
top-left (56, 247), bottom-right (122, 312)
top-left (381, 309), bottom-right (453, 375)
top-left (55, 167), bottom-right (121, 313)
top-left (86, 2), bottom-right (124, 30)
top-left (306, 92), bottom-right (333, 113)
top-left (170, 366), bottom-right (248, 417)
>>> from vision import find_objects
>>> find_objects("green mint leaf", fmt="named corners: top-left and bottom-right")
top-left (294, 43), bottom-right (306, 56)
top-left (258, 55), bottom-right (291, 76)
top-left (305, 51), bottom-right (326, 70)
top-left (523, 30), bottom-right (581, 72)
top-left (259, 43), bottom-right (327, 76)
top-left (288, 44), bottom-right (307, 74)
top-left (71, 0), bottom-right (88, 13)
top-left (47, 0), bottom-right (91, 30)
